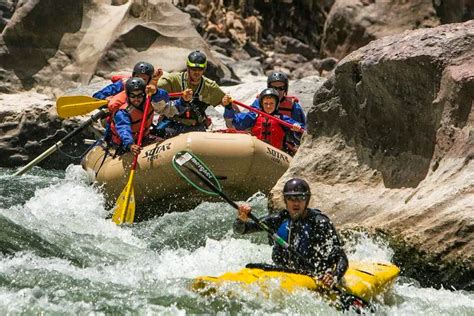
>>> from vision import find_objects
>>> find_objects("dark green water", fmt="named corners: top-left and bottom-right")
top-left (0, 166), bottom-right (472, 314)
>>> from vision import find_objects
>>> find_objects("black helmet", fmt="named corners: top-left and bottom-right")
top-left (267, 71), bottom-right (289, 92)
top-left (258, 88), bottom-right (280, 114)
top-left (186, 50), bottom-right (207, 69)
top-left (283, 178), bottom-right (311, 199)
top-left (132, 61), bottom-right (154, 79)
top-left (125, 77), bottom-right (146, 95)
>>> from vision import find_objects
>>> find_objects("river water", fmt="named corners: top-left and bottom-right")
top-left (0, 166), bottom-right (473, 315)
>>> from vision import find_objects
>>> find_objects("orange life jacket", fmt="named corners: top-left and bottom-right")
top-left (251, 115), bottom-right (286, 150)
top-left (107, 91), bottom-right (128, 114)
top-left (110, 102), bottom-right (154, 146)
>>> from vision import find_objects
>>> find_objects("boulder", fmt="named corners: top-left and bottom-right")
top-left (321, 0), bottom-right (440, 59)
top-left (0, 0), bottom-right (235, 95)
top-left (273, 20), bottom-right (474, 289)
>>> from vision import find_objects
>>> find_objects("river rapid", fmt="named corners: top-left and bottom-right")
top-left (0, 166), bottom-right (473, 315)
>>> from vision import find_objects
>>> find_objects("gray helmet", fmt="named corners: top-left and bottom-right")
top-left (267, 71), bottom-right (289, 92)
top-left (125, 77), bottom-right (146, 95)
top-left (132, 61), bottom-right (154, 81)
top-left (283, 178), bottom-right (311, 202)
top-left (258, 88), bottom-right (280, 114)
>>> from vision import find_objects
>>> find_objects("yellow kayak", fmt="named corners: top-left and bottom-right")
top-left (192, 261), bottom-right (399, 304)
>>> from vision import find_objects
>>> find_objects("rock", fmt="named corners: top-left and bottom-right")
top-left (273, 20), bottom-right (474, 289)
top-left (276, 36), bottom-right (318, 60)
top-left (0, 0), bottom-right (235, 95)
top-left (0, 92), bottom-right (98, 169)
top-left (321, 0), bottom-right (440, 59)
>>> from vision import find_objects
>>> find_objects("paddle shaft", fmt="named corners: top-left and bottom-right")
top-left (231, 99), bottom-right (305, 133)
top-left (13, 109), bottom-right (109, 176)
top-left (131, 95), bottom-right (152, 169)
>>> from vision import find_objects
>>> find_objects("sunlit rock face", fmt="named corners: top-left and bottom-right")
top-left (0, 0), bottom-right (233, 96)
top-left (273, 20), bottom-right (473, 287)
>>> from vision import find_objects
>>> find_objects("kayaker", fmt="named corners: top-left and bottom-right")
top-left (108, 77), bottom-right (190, 155)
top-left (224, 88), bottom-right (303, 154)
top-left (234, 178), bottom-right (349, 288)
top-left (252, 71), bottom-right (306, 155)
top-left (154, 50), bottom-right (235, 138)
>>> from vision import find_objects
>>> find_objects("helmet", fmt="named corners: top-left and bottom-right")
top-left (283, 178), bottom-right (311, 200)
top-left (132, 61), bottom-right (154, 79)
top-left (267, 71), bottom-right (289, 92)
top-left (258, 88), bottom-right (280, 113)
top-left (186, 50), bottom-right (207, 69)
top-left (125, 77), bottom-right (146, 95)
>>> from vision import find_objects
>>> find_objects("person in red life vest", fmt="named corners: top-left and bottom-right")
top-left (109, 77), bottom-right (189, 155)
top-left (92, 61), bottom-right (162, 101)
top-left (252, 71), bottom-right (306, 154)
top-left (224, 88), bottom-right (303, 154)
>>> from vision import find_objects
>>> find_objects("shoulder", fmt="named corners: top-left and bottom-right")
top-left (160, 72), bottom-right (181, 82)
top-left (307, 208), bottom-right (331, 224)
top-left (202, 76), bottom-right (221, 89)
top-left (285, 96), bottom-right (300, 103)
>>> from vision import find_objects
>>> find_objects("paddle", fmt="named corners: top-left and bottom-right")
top-left (172, 150), bottom-right (369, 312)
top-left (231, 99), bottom-right (305, 133)
top-left (57, 92), bottom-right (183, 119)
top-left (56, 96), bottom-right (109, 118)
top-left (111, 95), bottom-right (152, 225)
top-left (13, 108), bottom-right (109, 176)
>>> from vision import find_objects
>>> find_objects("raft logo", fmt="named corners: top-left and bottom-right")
top-left (266, 147), bottom-right (289, 164)
top-left (144, 143), bottom-right (172, 161)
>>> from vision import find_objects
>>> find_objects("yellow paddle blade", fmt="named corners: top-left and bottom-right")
top-left (56, 96), bottom-right (108, 118)
top-left (112, 170), bottom-right (136, 225)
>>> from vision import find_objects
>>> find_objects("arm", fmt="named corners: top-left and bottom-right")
top-left (224, 108), bottom-right (258, 130)
top-left (291, 102), bottom-right (306, 128)
top-left (114, 110), bottom-right (134, 150)
top-left (92, 81), bottom-right (124, 100)
top-left (150, 88), bottom-right (186, 117)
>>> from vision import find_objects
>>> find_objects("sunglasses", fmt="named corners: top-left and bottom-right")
top-left (129, 92), bottom-right (145, 99)
top-left (270, 86), bottom-right (286, 91)
top-left (285, 195), bottom-right (307, 201)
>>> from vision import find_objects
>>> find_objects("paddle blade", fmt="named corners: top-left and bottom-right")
top-left (56, 96), bottom-right (108, 118)
top-left (112, 172), bottom-right (136, 225)
top-left (172, 151), bottom-right (222, 196)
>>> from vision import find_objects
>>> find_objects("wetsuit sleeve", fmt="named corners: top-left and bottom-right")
top-left (114, 110), bottom-right (134, 149)
top-left (279, 114), bottom-right (303, 131)
top-left (233, 213), bottom-right (284, 235)
top-left (313, 216), bottom-right (348, 280)
top-left (92, 81), bottom-right (124, 100)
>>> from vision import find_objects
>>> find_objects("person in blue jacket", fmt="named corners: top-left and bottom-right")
top-left (92, 61), bottom-right (161, 100)
top-left (224, 88), bottom-right (303, 155)
top-left (234, 178), bottom-right (348, 288)
top-left (108, 77), bottom-right (189, 155)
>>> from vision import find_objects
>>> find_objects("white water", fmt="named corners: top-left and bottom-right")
top-left (0, 165), bottom-right (472, 314)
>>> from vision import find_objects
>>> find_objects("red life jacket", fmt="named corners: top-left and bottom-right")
top-left (110, 102), bottom-right (153, 146)
top-left (277, 96), bottom-right (299, 117)
top-left (251, 115), bottom-right (286, 150)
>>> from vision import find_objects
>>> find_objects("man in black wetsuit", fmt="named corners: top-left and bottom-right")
top-left (234, 178), bottom-right (348, 288)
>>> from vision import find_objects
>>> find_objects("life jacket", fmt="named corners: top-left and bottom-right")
top-left (278, 96), bottom-right (299, 117)
top-left (251, 114), bottom-right (286, 150)
top-left (170, 72), bottom-right (209, 126)
top-left (255, 94), bottom-right (298, 118)
top-left (107, 91), bottom-right (127, 114)
top-left (110, 102), bottom-right (154, 146)
top-left (111, 74), bottom-right (130, 84)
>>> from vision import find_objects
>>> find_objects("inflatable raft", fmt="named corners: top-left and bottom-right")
top-left (192, 261), bottom-right (399, 307)
top-left (81, 131), bottom-right (292, 216)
